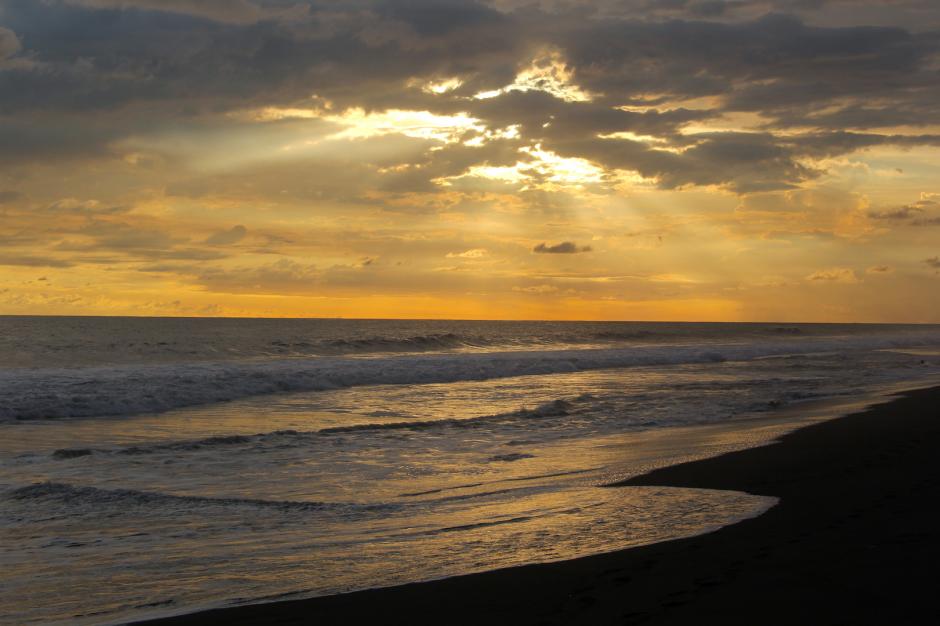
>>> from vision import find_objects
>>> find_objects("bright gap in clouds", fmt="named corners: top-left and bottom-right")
top-left (326, 109), bottom-right (484, 143)
top-left (244, 106), bottom-right (602, 189)
top-left (250, 106), bottom-right (513, 146)
top-left (439, 144), bottom-right (605, 190)
top-left (473, 50), bottom-right (596, 103)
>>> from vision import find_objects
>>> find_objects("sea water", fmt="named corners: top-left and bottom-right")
top-left (3, 317), bottom-right (940, 624)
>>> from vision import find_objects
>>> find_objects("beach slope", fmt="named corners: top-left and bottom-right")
top-left (139, 387), bottom-right (940, 625)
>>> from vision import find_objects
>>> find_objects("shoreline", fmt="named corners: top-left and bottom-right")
top-left (137, 384), bottom-right (940, 625)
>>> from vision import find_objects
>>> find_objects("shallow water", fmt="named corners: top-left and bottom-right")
top-left (2, 318), bottom-right (940, 624)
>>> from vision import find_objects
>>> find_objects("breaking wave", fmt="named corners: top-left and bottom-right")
top-left (317, 332), bottom-right (485, 354)
top-left (3, 333), bottom-right (940, 421)
top-left (47, 399), bottom-right (588, 459)
top-left (5, 482), bottom-right (399, 515)
top-left (320, 398), bottom-right (578, 434)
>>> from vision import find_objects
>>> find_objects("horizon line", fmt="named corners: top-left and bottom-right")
top-left (1, 313), bottom-right (937, 326)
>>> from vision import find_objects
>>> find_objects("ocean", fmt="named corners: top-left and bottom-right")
top-left (3, 317), bottom-right (940, 624)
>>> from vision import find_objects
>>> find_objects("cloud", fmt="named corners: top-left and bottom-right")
top-left (197, 259), bottom-right (320, 294)
top-left (926, 257), bottom-right (940, 270)
top-left (868, 206), bottom-right (924, 220)
top-left (533, 241), bottom-right (593, 254)
top-left (205, 224), bottom-right (248, 245)
top-left (4, 1), bottom-right (940, 322)
top-left (513, 283), bottom-right (559, 294)
top-left (868, 196), bottom-right (940, 225)
top-left (45, 198), bottom-right (130, 215)
top-left (40, 219), bottom-right (231, 264)
top-left (0, 190), bottom-right (23, 204)
top-left (0, 27), bottom-right (20, 61)
top-left (0, 254), bottom-right (73, 268)
top-left (0, 0), bottom-right (523, 115)
top-left (806, 267), bottom-right (859, 283)
top-left (565, 12), bottom-right (938, 113)
top-left (60, 0), bottom-right (284, 24)
top-left (446, 248), bottom-right (488, 258)
top-left (0, 117), bottom-right (121, 165)
top-left (2, 2), bottom-right (940, 195)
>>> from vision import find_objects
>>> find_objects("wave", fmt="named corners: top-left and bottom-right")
top-left (487, 453), bottom-right (536, 463)
top-left (53, 434), bottom-right (287, 460)
top-left (589, 330), bottom-right (657, 341)
top-left (321, 398), bottom-right (577, 434)
top-left (5, 482), bottom-right (548, 521)
top-left (51, 430), bottom-right (302, 459)
top-left (3, 332), bottom-right (939, 421)
top-left (263, 332), bottom-right (495, 357)
top-left (316, 332), bottom-right (486, 354)
top-left (5, 482), bottom-right (398, 515)
top-left (47, 399), bottom-right (586, 460)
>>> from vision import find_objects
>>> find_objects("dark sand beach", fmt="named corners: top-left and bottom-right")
top-left (140, 386), bottom-right (940, 625)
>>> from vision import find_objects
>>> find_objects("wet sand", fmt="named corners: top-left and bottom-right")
top-left (139, 386), bottom-right (940, 625)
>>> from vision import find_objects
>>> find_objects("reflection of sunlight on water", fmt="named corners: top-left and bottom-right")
top-left (2, 393), bottom-right (840, 625)
top-left (883, 348), bottom-right (940, 357)
top-left (3, 353), bottom-right (937, 624)
top-left (0, 359), bottom-right (842, 455)
top-left (3, 479), bottom-right (774, 625)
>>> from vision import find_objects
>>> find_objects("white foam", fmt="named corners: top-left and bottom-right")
top-left (3, 332), bottom-right (940, 420)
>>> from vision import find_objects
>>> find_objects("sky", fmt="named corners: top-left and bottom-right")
top-left (1, 0), bottom-right (940, 321)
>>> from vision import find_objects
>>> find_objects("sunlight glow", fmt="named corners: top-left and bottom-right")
top-left (417, 77), bottom-right (464, 94)
top-left (438, 144), bottom-right (605, 189)
top-left (251, 106), bottom-right (523, 148)
top-left (521, 145), bottom-right (605, 185)
top-left (326, 109), bottom-right (485, 143)
top-left (474, 50), bottom-right (596, 103)
top-left (598, 131), bottom-right (667, 144)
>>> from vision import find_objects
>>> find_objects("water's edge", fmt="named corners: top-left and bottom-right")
top-left (124, 378), bottom-right (939, 625)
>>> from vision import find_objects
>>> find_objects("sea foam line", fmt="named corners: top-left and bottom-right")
top-left (45, 398), bottom-right (584, 460)
top-left (2, 334), bottom-right (939, 421)
top-left (4, 482), bottom-right (399, 515)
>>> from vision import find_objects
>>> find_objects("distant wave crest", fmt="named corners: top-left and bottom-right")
top-left (318, 332), bottom-right (485, 354)
top-left (3, 333), bottom-right (939, 421)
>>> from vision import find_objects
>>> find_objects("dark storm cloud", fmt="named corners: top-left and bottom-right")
top-left (0, 117), bottom-right (124, 165)
top-left (469, 90), bottom-right (715, 145)
top-left (926, 257), bottom-right (940, 270)
top-left (556, 11), bottom-right (940, 134)
top-left (376, 0), bottom-right (508, 36)
top-left (642, 0), bottom-right (756, 20)
top-left (549, 131), bottom-right (822, 192)
top-left (2, 1), bottom-right (940, 191)
top-left (533, 241), bottom-right (592, 253)
top-left (768, 99), bottom-right (940, 131)
top-left (61, 0), bottom-right (281, 24)
top-left (0, 0), bottom-right (523, 114)
top-left (548, 130), bottom-right (940, 192)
